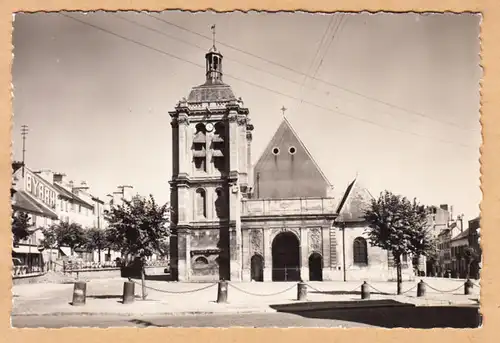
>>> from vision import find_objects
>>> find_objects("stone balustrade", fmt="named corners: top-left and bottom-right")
top-left (241, 197), bottom-right (337, 217)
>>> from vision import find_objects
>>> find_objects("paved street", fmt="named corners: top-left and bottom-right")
top-left (12, 276), bottom-right (480, 317)
top-left (12, 305), bottom-right (480, 328)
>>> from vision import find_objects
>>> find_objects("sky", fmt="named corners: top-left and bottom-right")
top-left (11, 11), bottom-right (482, 223)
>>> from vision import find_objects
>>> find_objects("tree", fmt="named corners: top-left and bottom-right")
top-left (363, 191), bottom-right (433, 294)
top-left (12, 211), bottom-right (32, 243)
top-left (41, 221), bottom-right (87, 254)
top-left (85, 227), bottom-right (109, 263)
top-left (457, 246), bottom-right (480, 279)
top-left (104, 194), bottom-right (170, 300)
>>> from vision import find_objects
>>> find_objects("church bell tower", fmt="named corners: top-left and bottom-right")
top-left (169, 26), bottom-right (254, 282)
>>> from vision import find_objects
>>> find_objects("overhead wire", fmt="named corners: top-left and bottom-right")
top-left (298, 14), bottom-right (339, 104)
top-left (58, 12), bottom-right (478, 151)
top-left (143, 11), bottom-right (476, 132)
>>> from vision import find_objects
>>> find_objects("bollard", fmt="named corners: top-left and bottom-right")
top-left (122, 281), bottom-right (135, 304)
top-left (217, 280), bottom-right (228, 303)
top-left (464, 279), bottom-right (474, 295)
top-left (297, 282), bottom-right (307, 301)
top-left (417, 280), bottom-right (426, 297)
top-left (361, 281), bottom-right (370, 300)
top-left (71, 281), bottom-right (87, 306)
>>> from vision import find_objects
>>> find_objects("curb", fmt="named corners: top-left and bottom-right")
top-left (12, 308), bottom-right (278, 317)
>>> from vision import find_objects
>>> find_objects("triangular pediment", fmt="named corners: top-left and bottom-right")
top-left (253, 118), bottom-right (332, 199)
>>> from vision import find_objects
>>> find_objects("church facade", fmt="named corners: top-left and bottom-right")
top-left (169, 43), bottom-right (414, 282)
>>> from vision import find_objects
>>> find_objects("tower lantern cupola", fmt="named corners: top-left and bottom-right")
top-left (205, 24), bottom-right (223, 84)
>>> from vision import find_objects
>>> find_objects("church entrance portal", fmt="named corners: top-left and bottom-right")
top-left (272, 232), bottom-right (301, 282)
top-left (308, 253), bottom-right (323, 281)
top-left (250, 254), bottom-right (264, 282)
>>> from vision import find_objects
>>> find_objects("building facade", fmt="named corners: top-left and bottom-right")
top-left (11, 163), bottom-right (59, 266)
top-left (169, 43), bottom-right (414, 282)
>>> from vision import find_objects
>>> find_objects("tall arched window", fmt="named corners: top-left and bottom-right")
top-left (195, 188), bottom-right (207, 218)
top-left (353, 237), bottom-right (368, 265)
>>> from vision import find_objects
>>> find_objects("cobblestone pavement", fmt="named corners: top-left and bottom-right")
top-left (11, 276), bottom-right (480, 316)
top-left (12, 305), bottom-right (480, 329)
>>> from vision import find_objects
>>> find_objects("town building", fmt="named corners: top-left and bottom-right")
top-left (11, 162), bottom-right (59, 266)
top-left (450, 228), bottom-right (469, 278)
top-left (11, 162), bottom-right (123, 265)
top-left (168, 42), bottom-right (414, 282)
top-left (437, 220), bottom-right (463, 276)
top-left (467, 216), bottom-right (481, 279)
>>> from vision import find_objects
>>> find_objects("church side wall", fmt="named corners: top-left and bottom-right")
top-left (332, 225), bottom-right (415, 282)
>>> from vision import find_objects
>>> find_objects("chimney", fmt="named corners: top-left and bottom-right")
top-left (53, 172), bottom-right (66, 184)
top-left (34, 169), bottom-right (54, 184)
top-left (74, 181), bottom-right (90, 191)
top-left (12, 161), bottom-right (24, 173)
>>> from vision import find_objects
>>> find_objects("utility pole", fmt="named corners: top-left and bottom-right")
top-left (20, 125), bottom-right (29, 177)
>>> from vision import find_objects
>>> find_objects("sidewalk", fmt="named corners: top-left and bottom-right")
top-left (12, 277), bottom-right (480, 317)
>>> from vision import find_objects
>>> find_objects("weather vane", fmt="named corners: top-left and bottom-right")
top-left (211, 24), bottom-right (216, 50)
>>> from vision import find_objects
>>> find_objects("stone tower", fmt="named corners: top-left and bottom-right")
top-left (169, 40), bottom-right (254, 282)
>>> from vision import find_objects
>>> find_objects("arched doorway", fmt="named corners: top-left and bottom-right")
top-left (309, 252), bottom-right (323, 281)
top-left (250, 254), bottom-right (264, 282)
top-left (272, 232), bottom-right (300, 282)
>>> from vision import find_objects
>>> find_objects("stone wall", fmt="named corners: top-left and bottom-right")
top-left (333, 225), bottom-right (415, 282)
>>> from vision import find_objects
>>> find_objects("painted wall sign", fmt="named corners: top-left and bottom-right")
top-left (25, 171), bottom-right (57, 209)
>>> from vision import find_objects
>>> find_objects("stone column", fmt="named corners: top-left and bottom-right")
top-left (177, 232), bottom-right (187, 282)
top-left (185, 232), bottom-right (191, 281)
top-left (177, 114), bottom-right (190, 176)
top-left (229, 185), bottom-right (242, 281)
top-left (177, 185), bottom-right (190, 225)
top-left (263, 229), bottom-right (272, 281)
top-left (237, 115), bottom-right (248, 185)
top-left (228, 111), bottom-right (239, 174)
top-left (300, 228), bottom-right (309, 281)
top-left (241, 229), bottom-right (251, 281)
top-left (246, 130), bottom-right (253, 194)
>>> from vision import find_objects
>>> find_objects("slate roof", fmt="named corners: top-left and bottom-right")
top-left (53, 183), bottom-right (93, 208)
top-left (187, 82), bottom-right (236, 103)
top-left (451, 228), bottom-right (470, 242)
top-left (253, 118), bottom-right (333, 199)
top-left (336, 177), bottom-right (374, 223)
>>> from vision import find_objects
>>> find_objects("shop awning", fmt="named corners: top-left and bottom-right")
top-left (12, 245), bottom-right (41, 254)
top-left (59, 247), bottom-right (72, 256)
top-left (12, 191), bottom-right (59, 220)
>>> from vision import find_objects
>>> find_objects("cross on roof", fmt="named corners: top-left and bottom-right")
top-left (280, 106), bottom-right (287, 117)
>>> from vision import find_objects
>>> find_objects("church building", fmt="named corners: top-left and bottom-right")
top-left (168, 38), bottom-right (414, 282)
